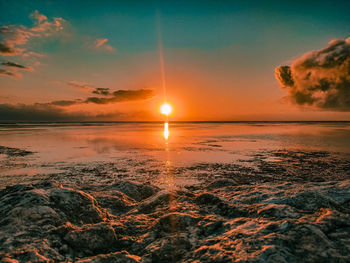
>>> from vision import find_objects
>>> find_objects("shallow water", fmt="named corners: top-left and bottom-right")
top-left (0, 122), bottom-right (350, 186)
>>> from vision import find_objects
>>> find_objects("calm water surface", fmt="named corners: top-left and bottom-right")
top-left (0, 122), bottom-right (350, 176)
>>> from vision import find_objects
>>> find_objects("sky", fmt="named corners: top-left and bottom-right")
top-left (0, 0), bottom-right (350, 121)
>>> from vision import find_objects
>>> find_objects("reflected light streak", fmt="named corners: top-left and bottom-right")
top-left (163, 122), bottom-right (169, 140)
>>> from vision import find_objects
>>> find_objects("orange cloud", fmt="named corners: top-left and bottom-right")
top-left (0, 69), bottom-right (21, 78)
top-left (0, 10), bottom-right (66, 57)
top-left (94, 38), bottom-right (116, 52)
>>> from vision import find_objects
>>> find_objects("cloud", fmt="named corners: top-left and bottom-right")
top-left (84, 89), bottom-right (154, 104)
top-left (66, 81), bottom-right (95, 90)
top-left (0, 103), bottom-right (152, 122)
top-left (275, 37), bottom-right (350, 111)
top-left (66, 81), bottom-right (111, 95)
top-left (50, 100), bottom-right (81, 106)
top-left (0, 69), bottom-right (21, 78)
top-left (0, 103), bottom-right (70, 121)
top-left (92, 87), bottom-right (110, 96)
top-left (95, 38), bottom-right (108, 47)
top-left (0, 10), bottom-right (66, 57)
top-left (1, 61), bottom-right (33, 71)
top-left (94, 38), bottom-right (116, 52)
top-left (0, 42), bottom-right (16, 55)
top-left (64, 81), bottom-right (154, 103)
top-left (48, 89), bottom-right (154, 107)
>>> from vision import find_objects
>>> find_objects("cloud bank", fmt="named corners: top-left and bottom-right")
top-left (51, 86), bottom-right (154, 106)
top-left (0, 103), bottom-right (151, 122)
top-left (275, 37), bottom-right (350, 111)
top-left (0, 88), bottom-right (155, 121)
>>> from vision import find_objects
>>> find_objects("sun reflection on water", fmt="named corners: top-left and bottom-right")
top-left (163, 122), bottom-right (169, 140)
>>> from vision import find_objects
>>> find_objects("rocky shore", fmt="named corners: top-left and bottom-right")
top-left (1, 177), bottom-right (350, 262)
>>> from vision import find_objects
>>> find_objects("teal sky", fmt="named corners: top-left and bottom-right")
top-left (0, 0), bottom-right (350, 121)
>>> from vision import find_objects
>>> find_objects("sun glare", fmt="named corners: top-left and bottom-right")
top-left (160, 103), bottom-right (172, 116)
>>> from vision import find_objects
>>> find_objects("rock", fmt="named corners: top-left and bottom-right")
top-left (195, 192), bottom-right (223, 205)
top-left (76, 251), bottom-right (141, 263)
top-left (63, 222), bottom-right (118, 255)
top-left (94, 190), bottom-right (135, 215)
top-left (1, 178), bottom-right (350, 262)
top-left (284, 191), bottom-right (340, 212)
top-left (108, 180), bottom-right (159, 201)
top-left (191, 245), bottom-right (235, 263)
top-left (279, 221), bottom-right (289, 232)
top-left (50, 187), bottom-right (109, 225)
top-left (143, 234), bottom-right (192, 262)
top-left (195, 193), bottom-right (245, 218)
top-left (256, 204), bottom-right (300, 219)
top-left (151, 212), bottom-right (199, 235)
top-left (206, 178), bottom-right (237, 190)
top-left (137, 190), bottom-right (175, 214)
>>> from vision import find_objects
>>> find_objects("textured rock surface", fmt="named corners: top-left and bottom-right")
top-left (1, 178), bottom-right (350, 262)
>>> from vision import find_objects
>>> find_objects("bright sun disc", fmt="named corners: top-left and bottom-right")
top-left (160, 103), bottom-right (172, 116)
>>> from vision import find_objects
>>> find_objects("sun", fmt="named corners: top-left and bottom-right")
top-left (160, 102), bottom-right (172, 116)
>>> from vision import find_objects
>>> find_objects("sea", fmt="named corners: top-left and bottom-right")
top-left (1, 121), bottom-right (350, 187)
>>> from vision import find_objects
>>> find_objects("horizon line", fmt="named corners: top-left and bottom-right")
top-left (0, 120), bottom-right (350, 124)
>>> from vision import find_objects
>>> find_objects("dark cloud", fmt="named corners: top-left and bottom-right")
top-left (275, 37), bottom-right (350, 111)
top-left (0, 103), bottom-right (71, 121)
top-left (0, 69), bottom-right (21, 78)
top-left (92, 88), bottom-right (110, 96)
top-left (46, 89), bottom-right (154, 107)
top-left (0, 103), bottom-right (151, 122)
top-left (0, 43), bottom-right (16, 55)
top-left (50, 100), bottom-right (81, 106)
top-left (85, 89), bottom-right (154, 104)
top-left (67, 81), bottom-right (111, 96)
top-left (1, 61), bottom-right (33, 71)
top-left (48, 89), bottom-right (154, 106)
top-left (0, 88), bottom-right (155, 121)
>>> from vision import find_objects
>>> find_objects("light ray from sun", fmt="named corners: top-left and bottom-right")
top-left (156, 11), bottom-right (167, 101)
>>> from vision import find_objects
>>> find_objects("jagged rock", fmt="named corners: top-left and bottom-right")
top-left (195, 192), bottom-right (245, 218)
top-left (143, 234), bottom-right (192, 262)
top-left (256, 204), bottom-right (300, 219)
top-left (49, 187), bottom-right (108, 225)
top-left (1, 179), bottom-right (350, 262)
top-left (137, 190), bottom-right (175, 214)
top-left (151, 212), bottom-right (199, 235)
top-left (190, 245), bottom-right (236, 263)
top-left (63, 222), bottom-right (117, 255)
top-left (108, 180), bottom-right (159, 201)
top-left (206, 178), bottom-right (238, 190)
top-left (76, 251), bottom-right (141, 263)
top-left (94, 190), bottom-right (136, 215)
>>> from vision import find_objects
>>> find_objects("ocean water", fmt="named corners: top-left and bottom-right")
top-left (0, 121), bottom-right (349, 175)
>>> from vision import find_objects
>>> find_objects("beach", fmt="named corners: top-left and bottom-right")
top-left (0, 122), bottom-right (350, 262)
